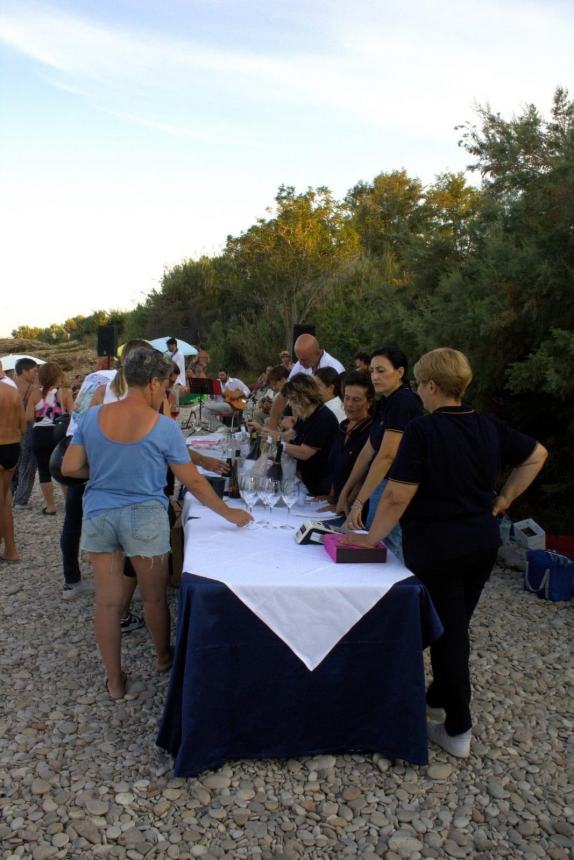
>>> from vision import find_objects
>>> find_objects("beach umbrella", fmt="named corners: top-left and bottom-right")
top-left (149, 337), bottom-right (198, 357)
top-left (0, 353), bottom-right (47, 370)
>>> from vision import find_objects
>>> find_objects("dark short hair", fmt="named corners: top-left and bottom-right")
top-left (354, 352), bottom-right (371, 365)
top-left (342, 369), bottom-right (375, 400)
top-left (166, 337), bottom-right (177, 346)
top-left (124, 348), bottom-right (173, 387)
top-left (314, 366), bottom-right (341, 398)
top-left (218, 368), bottom-right (228, 374)
top-left (370, 345), bottom-right (409, 376)
top-left (267, 365), bottom-right (289, 384)
top-left (15, 358), bottom-right (37, 375)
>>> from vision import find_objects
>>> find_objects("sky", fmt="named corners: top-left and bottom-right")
top-left (0, 0), bottom-right (572, 337)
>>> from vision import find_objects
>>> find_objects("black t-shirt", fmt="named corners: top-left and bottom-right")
top-left (294, 404), bottom-right (339, 495)
top-left (369, 386), bottom-right (423, 452)
top-left (388, 405), bottom-right (537, 568)
top-left (329, 416), bottom-right (374, 499)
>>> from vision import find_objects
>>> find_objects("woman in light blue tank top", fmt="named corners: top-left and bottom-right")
top-left (63, 348), bottom-right (252, 701)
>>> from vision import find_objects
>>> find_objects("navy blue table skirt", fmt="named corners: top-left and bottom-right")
top-left (157, 573), bottom-right (443, 777)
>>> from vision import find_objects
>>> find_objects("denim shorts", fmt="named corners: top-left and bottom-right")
top-left (80, 501), bottom-right (170, 557)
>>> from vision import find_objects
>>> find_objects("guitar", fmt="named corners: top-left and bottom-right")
top-left (223, 388), bottom-right (247, 411)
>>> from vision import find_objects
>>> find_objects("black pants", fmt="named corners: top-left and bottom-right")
top-left (411, 547), bottom-right (498, 736)
top-left (61, 483), bottom-right (85, 585)
top-left (32, 426), bottom-right (57, 483)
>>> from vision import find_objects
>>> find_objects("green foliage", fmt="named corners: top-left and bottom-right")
top-left (10, 88), bottom-right (573, 525)
top-left (507, 330), bottom-right (574, 399)
top-left (11, 325), bottom-right (43, 339)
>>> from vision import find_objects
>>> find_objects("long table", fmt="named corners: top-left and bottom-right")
top-left (157, 495), bottom-right (443, 777)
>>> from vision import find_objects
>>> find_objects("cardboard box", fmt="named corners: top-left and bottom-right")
top-left (324, 533), bottom-right (387, 563)
top-left (513, 518), bottom-right (546, 550)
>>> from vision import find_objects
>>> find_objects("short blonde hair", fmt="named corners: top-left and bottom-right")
top-left (414, 348), bottom-right (473, 399)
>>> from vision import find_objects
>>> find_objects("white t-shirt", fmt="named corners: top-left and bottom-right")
top-left (67, 370), bottom-right (116, 436)
top-left (325, 396), bottom-right (346, 423)
top-left (165, 350), bottom-right (186, 387)
top-left (0, 375), bottom-right (17, 389)
top-left (222, 377), bottom-right (250, 397)
top-left (288, 349), bottom-right (344, 379)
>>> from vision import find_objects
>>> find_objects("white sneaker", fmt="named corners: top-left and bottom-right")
top-left (427, 706), bottom-right (446, 721)
top-left (427, 721), bottom-right (472, 758)
top-left (62, 580), bottom-right (94, 600)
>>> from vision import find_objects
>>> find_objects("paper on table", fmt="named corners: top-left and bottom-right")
top-left (181, 495), bottom-right (412, 671)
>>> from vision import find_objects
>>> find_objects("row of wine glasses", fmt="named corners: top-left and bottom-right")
top-left (239, 476), bottom-right (299, 527)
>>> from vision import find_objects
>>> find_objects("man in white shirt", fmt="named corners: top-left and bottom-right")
top-left (288, 335), bottom-right (344, 379)
top-left (165, 338), bottom-right (187, 390)
top-left (204, 368), bottom-right (251, 421)
top-left (269, 335), bottom-right (345, 429)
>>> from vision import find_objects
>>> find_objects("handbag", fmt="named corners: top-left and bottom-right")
top-left (52, 413), bottom-right (71, 444)
top-left (524, 549), bottom-right (574, 602)
top-left (49, 436), bottom-right (87, 486)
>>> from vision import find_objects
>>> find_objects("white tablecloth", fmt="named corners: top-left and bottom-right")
top-left (181, 493), bottom-right (412, 671)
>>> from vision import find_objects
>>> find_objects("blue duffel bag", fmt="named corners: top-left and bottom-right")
top-left (524, 550), bottom-right (574, 602)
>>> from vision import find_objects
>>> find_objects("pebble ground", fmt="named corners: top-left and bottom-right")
top-left (1, 488), bottom-right (573, 859)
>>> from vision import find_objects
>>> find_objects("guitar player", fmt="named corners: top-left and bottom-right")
top-left (203, 368), bottom-right (251, 422)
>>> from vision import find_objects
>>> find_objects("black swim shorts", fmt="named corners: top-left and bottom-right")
top-left (0, 442), bottom-right (21, 471)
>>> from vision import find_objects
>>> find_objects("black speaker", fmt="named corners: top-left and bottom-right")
top-left (291, 324), bottom-right (316, 356)
top-left (97, 325), bottom-right (118, 357)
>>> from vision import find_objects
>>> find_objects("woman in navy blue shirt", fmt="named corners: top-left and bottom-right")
top-left (343, 348), bottom-right (547, 758)
top-left (270, 374), bottom-right (339, 497)
top-left (322, 371), bottom-right (375, 509)
top-left (337, 346), bottom-right (423, 560)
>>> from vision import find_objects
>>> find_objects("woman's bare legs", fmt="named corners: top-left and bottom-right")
top-left (39, 479), bottom-right (56, 514)
top-left (130, 554), bottom-right (171, 672)
top-left (90, 550), bottom-right (126, 699)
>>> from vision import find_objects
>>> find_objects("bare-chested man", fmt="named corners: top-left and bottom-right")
top-left (0, 362), bottom-right (27, 562)
top-left (12, 358), bottom-right (39, 508)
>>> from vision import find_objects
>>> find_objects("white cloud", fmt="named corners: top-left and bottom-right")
top-left (1, 0), bottom-right (569, 145)
top-left (1, 0), bottom-right (572, 335)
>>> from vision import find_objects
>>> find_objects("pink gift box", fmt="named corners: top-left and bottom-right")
top-left (323, 533), bottom-right (388, 564)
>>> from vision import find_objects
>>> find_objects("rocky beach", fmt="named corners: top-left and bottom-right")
top-left (1, 489), bottom-right (572, 860)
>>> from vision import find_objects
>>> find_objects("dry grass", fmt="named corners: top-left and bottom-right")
top-left (0, 337), bottom-right (98, 381)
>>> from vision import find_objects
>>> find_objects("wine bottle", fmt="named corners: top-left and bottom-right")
top-left (267, 441), bottom-right (283, 481)
top-left (246, 429), bottom-right (261, 461)
top-left (228, 448), bottom-right (241, 498)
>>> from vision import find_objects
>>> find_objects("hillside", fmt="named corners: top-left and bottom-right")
top-left (0, 338), bottom-right (99, 379)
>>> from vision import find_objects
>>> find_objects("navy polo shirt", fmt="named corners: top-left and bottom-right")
top-left (329, 416), bottom-right (374, 499)
top-left (388, 405), bottom-right (537, 568)
top-left (369, 386), bottom-right (423, 452)
top-left (294, 404), bottom-right (339, 496)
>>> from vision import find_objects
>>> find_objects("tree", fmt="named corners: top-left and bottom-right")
top-left (11, 325), bottom-right (43, 339)
top-left (457, 87), bottom-right (574, 197)
top-left (223, 186), bottom-right (360, 352)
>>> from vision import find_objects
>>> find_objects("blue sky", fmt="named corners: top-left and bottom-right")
top-left (1, 0), bottom-right (572, 337)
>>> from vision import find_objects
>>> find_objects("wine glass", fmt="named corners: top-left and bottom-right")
top-left (264, 478), bottom-right (282, 526)
top-left (256, 477), bottom-right (270, 525)
top-left (239, 475), bottom-right (258, 516)
top-left (280, 479), bottom-right (299, 528)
